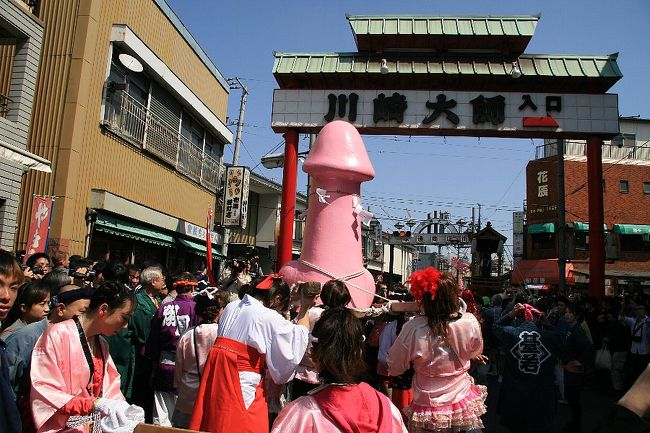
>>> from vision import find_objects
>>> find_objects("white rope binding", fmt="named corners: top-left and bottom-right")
top-left (298, 259), bottom-right (391, 303)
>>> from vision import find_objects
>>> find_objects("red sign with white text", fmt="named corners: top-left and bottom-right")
top-left (24, 197), bottom-right (53, 262)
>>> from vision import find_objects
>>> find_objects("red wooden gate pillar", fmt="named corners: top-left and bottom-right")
top-left (586, 136), bottom-right (605, 299)
top-left (277, 129), bottom-right (299, 271)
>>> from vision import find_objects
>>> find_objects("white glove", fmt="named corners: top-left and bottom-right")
top-left (96, 398), bottom-right (130, 428)
top-left (100, 404), bottom-right (145, 433)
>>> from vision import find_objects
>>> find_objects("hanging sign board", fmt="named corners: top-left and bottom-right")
top-left (222, 166), bottom-right (250, 229)
top-left (272, 89), bottom-right (619, 138)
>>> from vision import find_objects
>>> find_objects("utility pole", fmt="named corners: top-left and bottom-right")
top-left (227, 77), bottom-right (248, 166)
top-left (477, 203), bottom-right (482, 231)
top-left (222, 77), bottom-right (248, 257)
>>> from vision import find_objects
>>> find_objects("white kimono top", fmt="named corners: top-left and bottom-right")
top-left (218, 294), bottom-right (309, 407)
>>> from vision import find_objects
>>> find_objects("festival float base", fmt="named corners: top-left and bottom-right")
top-left (134, 424), bottom-right (205, 433)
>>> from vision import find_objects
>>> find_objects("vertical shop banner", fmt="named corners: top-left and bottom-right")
top-left (206, 208), bottom-right (215, 285)
top-left (25, 196), bottom-right (53, 261)
top-left (221, 166), bottom-right (250, 229)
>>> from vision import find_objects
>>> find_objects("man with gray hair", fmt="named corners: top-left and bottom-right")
top-left (107, 266), bottom-right (165, 423)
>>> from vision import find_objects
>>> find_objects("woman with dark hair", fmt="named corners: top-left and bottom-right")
top-left (272, 307), bottom-right (408, 432)
top-left (387, 268), bottom-right (487, 433)
top-left (172, 288), bottom-right (231, 428)
top-left (1, 282), bottom-right (50, 340)
top-left (30, 281), bottom-right (138, 433)
top-left (293, 279), bottom-right (351, 398)
top-left (189, 275), bottom-right (314, 433)
top-left (24, 253), bottom-right (52, 280)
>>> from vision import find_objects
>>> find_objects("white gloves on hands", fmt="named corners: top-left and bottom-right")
top-left (96, 398), bottom-right (130, 429)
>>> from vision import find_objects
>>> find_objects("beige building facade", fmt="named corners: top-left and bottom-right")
top-left (15, 0), bottom-right (232, 268)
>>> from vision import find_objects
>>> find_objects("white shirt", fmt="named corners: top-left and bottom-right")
top-left (219, 295), bottom-right (309, 408)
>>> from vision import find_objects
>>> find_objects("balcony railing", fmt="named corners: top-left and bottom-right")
top-left (102, 90), bottom-right (224, 192)
top-left (536, 140), bottom-right (650, 161)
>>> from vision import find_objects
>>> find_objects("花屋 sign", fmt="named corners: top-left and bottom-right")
top-left (222, 166), bottom-right (250, 229)
top-left (272, 90), bottom-right (619, 137)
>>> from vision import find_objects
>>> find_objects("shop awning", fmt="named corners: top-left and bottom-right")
top-left (95, 214), bottom-right (175, 247)
top-left (0, 139), bottom-right (51, 172)
top-left (573, 222), bottom-right (607, 231)
top-left (177, 237), bottom-right (225, 258)
top-left (511, 259), bottom-right (574, 285)
top-left (528, 222), bottom-right (556, 234)
top-left (613, 224), bottom-right (650, 235)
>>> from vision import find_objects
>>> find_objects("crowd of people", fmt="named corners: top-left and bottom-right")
top-left (0, 247), bottom-right (649, 433)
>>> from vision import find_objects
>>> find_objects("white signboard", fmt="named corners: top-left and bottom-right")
top-left (388, 233), bottom-right (470, 245)
top-left (272, 90), bottom-right (619, 137)
top-left (222, 166), bottom-right (250, 228)
top-left (182, 222), bottom-right (219, 244)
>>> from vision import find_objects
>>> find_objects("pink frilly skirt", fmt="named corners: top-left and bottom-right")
top-left (404, 383), bottom-right (487, 433)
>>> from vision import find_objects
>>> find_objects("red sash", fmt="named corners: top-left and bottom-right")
top-left (189, 337), bottom-right (267, 433)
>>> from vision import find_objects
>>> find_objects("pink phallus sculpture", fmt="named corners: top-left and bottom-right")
top-left (280, 121), bottom-right (377, 308)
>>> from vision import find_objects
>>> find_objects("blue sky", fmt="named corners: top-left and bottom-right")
top-left (167, 0), bottom-right (649, 260)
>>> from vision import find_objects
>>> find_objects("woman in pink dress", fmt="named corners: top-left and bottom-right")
top-left (387, 268), bottom-right (487, 433)
top-left (272, 306), bottom-right (408, 433)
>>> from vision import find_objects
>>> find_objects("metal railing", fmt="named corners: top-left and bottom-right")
top-left (102, 90), bottom-right (224, 192)
top-left (536, 140), bottom-right (650, 161)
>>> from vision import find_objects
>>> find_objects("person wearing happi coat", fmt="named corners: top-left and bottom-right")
top-left (30, 282), bottom-right (136, 433)
top-left (493, 303), bottom-right (563, 433)
top-left (189, 275), bottom-right (315, 433)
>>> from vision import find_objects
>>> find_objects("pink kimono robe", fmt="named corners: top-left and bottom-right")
top-left (30, 320), bottom-right (124, 433)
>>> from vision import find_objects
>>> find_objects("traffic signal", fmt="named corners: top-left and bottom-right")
top-left (392, 230), bottom-right (412, 238)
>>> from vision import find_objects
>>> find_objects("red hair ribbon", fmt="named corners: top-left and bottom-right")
top-left (407, 267), bottom-right (442, 302)
top-left (256, 273), bottom-right (282, 290)
top-left (523, 304), bottom-right (543, 321)
top-left (172, 280), bottom-right (199, 288)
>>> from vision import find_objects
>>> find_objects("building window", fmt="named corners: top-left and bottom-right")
top-left (644, 182), bottom-right (650, 194)
top-left (619, 180), bottom-right (629, 193)
top-left (101, 45), bottom-right (225, 192)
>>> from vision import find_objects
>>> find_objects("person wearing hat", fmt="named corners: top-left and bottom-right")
top-left (189, 275), bottom-right (315, 433)
top-left (4, 284), bottom-right (92, 433)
